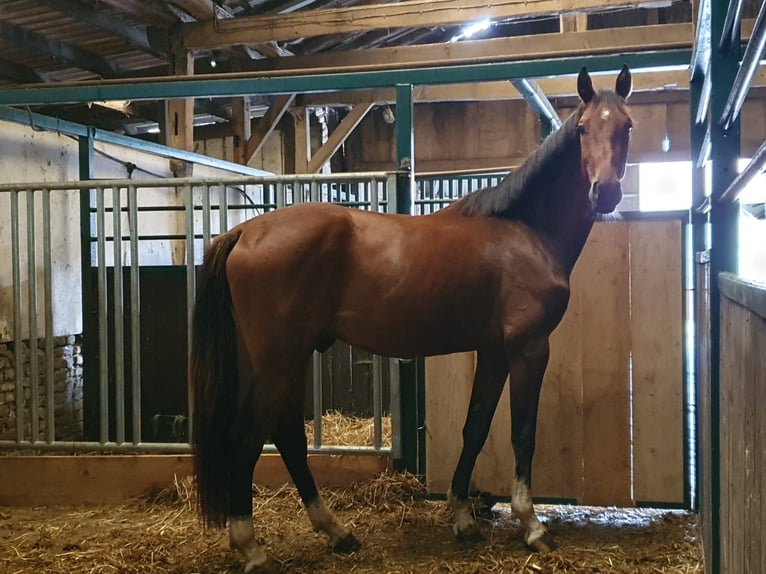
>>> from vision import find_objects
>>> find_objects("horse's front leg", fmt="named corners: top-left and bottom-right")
top-left (508, 337), bottom-right (556, 552)
top-left (448, 349), bottom-right (509, 543)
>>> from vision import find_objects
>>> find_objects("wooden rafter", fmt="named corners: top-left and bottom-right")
top-left (245, 94), bottom-right (296, 163)
top-left (239, 23), bottom-right (695, 75)
top-left (0, 19), bottom-right (121, 79)
top-left (0, 58), bottom-right (45, 84)
top-left (306, 103), bottom-right (373, 173)
top-left (183, 0), bottom-right (679, 49)
top-left (32, 0), bottom-right (168, 57)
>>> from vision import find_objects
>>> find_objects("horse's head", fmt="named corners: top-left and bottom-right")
top-left (576, 65), bottom-right (633, 214)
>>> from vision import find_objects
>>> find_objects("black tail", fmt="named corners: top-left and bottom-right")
top-left (190, 228), bottom-right (242, 528)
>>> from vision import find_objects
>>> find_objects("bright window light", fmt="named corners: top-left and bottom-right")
top-left (638, 161), bottom-right (692, 211)
top-left (736, 158), bottom-right (766, 204)
top-left (450, 18), bottom-right (492, 42)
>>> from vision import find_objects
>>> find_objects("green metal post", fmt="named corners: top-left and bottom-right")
top-left (79, 129), bottom-right (99, 440)
top-left (393, 84), bottom-right (424, 476)
top-left (708, 0), bottom-right (741, 571)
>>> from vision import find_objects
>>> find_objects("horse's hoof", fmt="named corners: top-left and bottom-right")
top-left (526, 531), bottom-right (557, 553)
top-left (332, 532), bottom-right (361, 553)
top-left (454, 522), bottom-right (484, 545)
top-left (244, 557), bottom-right (278, 574)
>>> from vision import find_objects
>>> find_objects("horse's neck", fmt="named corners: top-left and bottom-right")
top-left (521, 153), bottom-right (594, 276)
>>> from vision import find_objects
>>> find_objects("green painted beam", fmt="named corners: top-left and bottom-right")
top-left (0, 50), bottom-right (691, 106)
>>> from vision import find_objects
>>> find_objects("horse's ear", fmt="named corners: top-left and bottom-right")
top-left (577, 67), bottom-right (595, 104)
top-left (615, 64), bottom-right (632, 100)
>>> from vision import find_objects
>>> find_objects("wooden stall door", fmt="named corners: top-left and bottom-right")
top-left (425, 219), bottom-right (684, 507)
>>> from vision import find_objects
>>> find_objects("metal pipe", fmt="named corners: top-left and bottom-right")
top-left (112, 187), bottom-right (125, 444)
top-left (690, 0), bottom-right (711, 81)
top-left (388, 358), bottom-right (402, 459)
top-left (0, 439), bottom-right (391, 456)
top-left (42, 190), bottom-right (55, 444)
top-left (719, 0), bottom-right (746, 52)
top-left (312, 351), bottom-right (323, 449)
top-left (694, 69), bottom-right (712, 126)
top-left (185, 184), bottom-right (196, 436)
top-left (372, 354), bottom-right (382, 450)
top-left (202, 184), bottom-right (211, 249)
top-left (220, 183), bottom-right (229, 232)
top-left (370, 179), bottom-right (379, 212)
top-left (276, 181), bottom-right (285, 209)
top-left (719, 136), bottom-right (766, 203)
top-left (510, 78), bottom-right (562, 132)
top-left (95, 187), bottom-right (109, 444)
top-left (719, 0), bottom-right (766, 130)
top-left (26, 190), bottom-right (39, 443)
top-left (11, 191), bottom-right (23, 441)
top-left (128, 185), bottom-right (142, 444)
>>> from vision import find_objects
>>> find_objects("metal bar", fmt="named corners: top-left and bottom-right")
top-left (220, 184), bottom-right (229, 232)
top-left (719, 0), bottom-right (766, 129)
top-left (312, 351), bottom-right (322, 449)
top-left (202, 184), bottom-right (212, 248)
top-left (510, 77), bottom-right (562, 131)
top-left (276, 181), bottom-right (285, 209)
top-left (0, 440), bottom-right (391, 456)
top-left (372, 354), bottom-right (382, 450)
top-left (388, 358), bottom-right (402, 459)
top-left (26, 190), bottom-right (39, 443)
top-left (112, 187), bottom-right (125, 444)
top-left (690, 0), bottom-right (711, 81)
top-left (128, 185), bottom-right (141, 444)
top-left (386, 174), bottom-right (397, 214)
top-left (310, 179), bottom-right (319, 203)
top-left (42, 190), bottom-right (55, 444)
top-left (695, 67), bottom-right (712, 126)
top-left (11, 191), bottom-right (23, 442)
top-left (719, 0), bottom-right (747, 52)
top-left (370, 178), bottom-right (379, 212)
top-left (0, 106), bottom-right (272, 177)
top-left (185, 184), bottom-right (196, 432)
top-left (720, 136), bottom-right (766, 203)
top-left (0, 50), bottom-right (692, 106)
top-left (95, 187), bottom-right (109, 444)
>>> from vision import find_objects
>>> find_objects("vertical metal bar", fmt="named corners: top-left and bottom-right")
top-left (95, 187), bottom-right (109, 444)
top-left (128, 184), bottom-right (141, 444)
top-left (220, 184), bottom-right (229, 232)
top-left (386, 174), bottom-right (397, 214)
top-left (388, 358), bottom-right (401, 459)
top-left (26, 190), bottom-right (39, 443)
top-left (202, 184), bottom-right (211, 249)
top-left (42, 190), bottom-right (55, 444)
top-left (185, 185), bottom-right (196, 437)
top-left (112, 187), bottom-right (125, 444)
top-left (276, 181), bottom-right (285, 209)
top-left (372, 354), bottom-right (382, 450)
top-left (370, 179), bottom-right (379, 212)
top-left (11, 191), bottom-right (23, 442)
top-left (294, 178), bottom-right (303, 204)
top-left (312, 351), bottom-right (322, 449)
top-left (310, 179), bottom-right (319, 203)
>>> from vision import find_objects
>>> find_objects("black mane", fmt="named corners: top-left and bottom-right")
top-left (451, 104), bottom-right (584, 219)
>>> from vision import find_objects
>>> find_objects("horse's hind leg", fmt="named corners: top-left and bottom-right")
top-left (272, 407), bottom-right (361, 553)
top-left (508, 338), bottom-right (556, 552)
top-left (228, 434), bottom-right (275, 574)
top-left (448, 349), bottom-right (509, 543)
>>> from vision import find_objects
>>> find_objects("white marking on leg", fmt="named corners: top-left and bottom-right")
top-left (511, 479), bottom-right (547, 546)
top-left (306, 496), bottom-right (352, 547)
top-left (447, 487), bottom-right (476, 536)
top-left (229, 516), bottom-right (270, 573)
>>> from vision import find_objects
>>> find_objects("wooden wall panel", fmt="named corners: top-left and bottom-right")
top-left (579, 223), bottom-right (632, 506)
top-left (630, 220), bottom-right (685, 504)
top-left (424, 220), bottom-right (684, 506)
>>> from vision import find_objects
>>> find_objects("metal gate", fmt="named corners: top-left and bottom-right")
top-left (0, 172), bottom-right (399, 457)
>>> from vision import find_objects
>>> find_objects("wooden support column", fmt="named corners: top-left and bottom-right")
top-left (232, 96), bottom-right (251, 165)
top-left (292, 106), bottom-right (310, 173)
top-left (164, 40), bottom-right (195, 163)
top-left (559, 12), bottom-right (588, 32)
top-left (307, 103), bottom-right (373, 173)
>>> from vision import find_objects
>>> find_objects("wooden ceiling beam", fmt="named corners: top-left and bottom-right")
top-left (0, 58), bottom-right (45, 84)
top-left (245, 94), bottom-right (296, 163)
top-left (183, 0), bottom-right (680, 49)
top-left (238, 23), bottom-right (696, 74)
top-left (32, 0), bottom-right (168, 57)
top-left (0, 19), bottom-right (122, 79)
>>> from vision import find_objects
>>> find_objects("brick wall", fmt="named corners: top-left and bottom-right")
top-left (0, 335), bottom-right (83, 442)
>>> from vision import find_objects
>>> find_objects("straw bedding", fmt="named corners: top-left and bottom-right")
top-left (0, 414), bottom-right (702, 573)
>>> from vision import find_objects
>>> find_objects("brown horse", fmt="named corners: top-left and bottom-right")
top-left (191, 66), bottom-right (633, 572)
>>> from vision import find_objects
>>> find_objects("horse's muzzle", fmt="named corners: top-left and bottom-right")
top-left (590, 181), bottom-right (623, 213)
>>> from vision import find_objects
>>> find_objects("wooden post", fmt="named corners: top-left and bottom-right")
top-left (292, 106), bottom-right (310, 173)
top-left (232, 97), bottom-right (252, 166)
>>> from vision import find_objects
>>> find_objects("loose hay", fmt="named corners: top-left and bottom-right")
top-left (0, 471), bottom-right (703, 573)
top-left (305, 411), bottom-right (392, 448)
